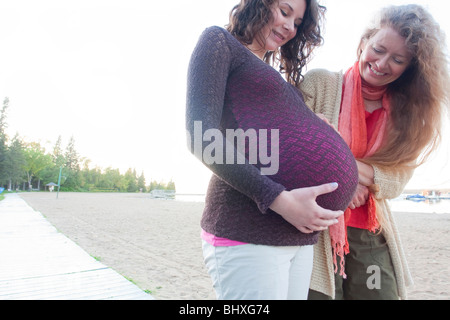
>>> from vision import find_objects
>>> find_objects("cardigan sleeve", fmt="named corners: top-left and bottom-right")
top-left (186, 27), bottom-right (285, 213)
top-left (372, 165), bottom-right (414, 200)
top-left (299, 69), bottom-right (343, 128)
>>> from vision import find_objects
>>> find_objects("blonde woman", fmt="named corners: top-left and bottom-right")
top-left (300, 4), bottom-right (450, 300)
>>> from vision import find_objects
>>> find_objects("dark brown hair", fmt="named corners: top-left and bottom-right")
top-left (226, 0), bottom-right (326, 86)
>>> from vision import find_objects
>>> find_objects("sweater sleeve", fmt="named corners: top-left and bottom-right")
top-left (186, 27), bottom-right (285, 213)
top-left (299, 69), bottom-right (343, 128)
top-left (372, 165), bottom-right (414, 200)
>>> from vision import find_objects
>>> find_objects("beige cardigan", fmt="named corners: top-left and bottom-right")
top-left (299, 68), bottom-right (414, 300)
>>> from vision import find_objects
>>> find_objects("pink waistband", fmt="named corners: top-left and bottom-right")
top-left (201, 229), bottom-right (247, 247)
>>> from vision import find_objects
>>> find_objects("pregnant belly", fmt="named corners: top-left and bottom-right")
top-left (279, 119), bottom-right (357, 211)
top-left (240, 109), bottom-right (358, 212)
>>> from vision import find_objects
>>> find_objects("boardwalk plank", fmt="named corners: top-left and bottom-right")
top-left (0, 194), bottom-right (154, 300)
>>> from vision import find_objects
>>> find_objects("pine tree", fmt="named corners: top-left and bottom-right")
top-left (52, 135), bottom-right (65, 167)
top-left (137, 171), bottom-right (146, 192)
top-left (4, 134), bottom-right (26, 190)
top-left (125, 168), bottom-right (138, 192)
top-left (0, 98), bottom-right (10, 185)
top-left (166, 179), bottom-right (176, 191)
top-left (64, 136), bottom-right (79, 171)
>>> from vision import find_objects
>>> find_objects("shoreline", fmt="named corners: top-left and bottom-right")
top-left (16, 192), bottom-right (450, 300)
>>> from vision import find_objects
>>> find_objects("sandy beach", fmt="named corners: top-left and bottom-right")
top-left (18, 192), bottom-right (450, 300)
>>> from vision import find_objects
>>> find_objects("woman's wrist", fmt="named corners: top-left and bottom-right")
top-left (269, 191), bottom-right (289, 215)
top-left (356, 160), bottom-right (375, 186)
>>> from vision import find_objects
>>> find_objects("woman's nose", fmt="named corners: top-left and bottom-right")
top-left (283, 20), bottom-right (295, 33)
top-left (376, 56), bottom-right (390, 71)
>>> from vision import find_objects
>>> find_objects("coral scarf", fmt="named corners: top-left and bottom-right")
top-left (330, 61), bottom-right (390, 276)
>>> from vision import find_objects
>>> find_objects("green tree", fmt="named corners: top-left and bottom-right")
top-left (124, 168), bottom-right (138, 192)
top-left (0, 97), bottom-right (10, 185)
top-left (23, 142), bottom-right (53, 190)
top-left (148, 179), bottom-right (168, 192)
top-left (4, 134), bottom-right (26, 190)
top-left (52, 135), bottom-right (65, 167)
top-left (64, 136), bottom-right (79, 171)
top-left (137, 171), bottom-right (146, 192)
top-left (166, 179), bottom-right (176, 191)
top-left (40, 165), bottom-right (62, 190)
top-left (62, 136), bottom-right (82, 190)
top-left (99, 167), bottom-right (126, 191)
top-left (81, 159), bottom-right (102, 191)
top-left (148, 180), bottom-right (158, 192)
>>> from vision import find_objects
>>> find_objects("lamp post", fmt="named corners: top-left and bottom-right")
top-left (57, 166), bottom-right (62, 199)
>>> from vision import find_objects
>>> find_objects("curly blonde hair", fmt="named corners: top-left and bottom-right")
top-left (227, 0), bottom-right (326, 86)
top-left (357, 4), bottom-right (450, 170)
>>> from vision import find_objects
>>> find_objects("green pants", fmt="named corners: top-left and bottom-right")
top-left (309, 227), bottom-right (399, 300)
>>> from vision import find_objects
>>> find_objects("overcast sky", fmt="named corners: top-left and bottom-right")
top-left (1, 0), bottom-right (448, 193)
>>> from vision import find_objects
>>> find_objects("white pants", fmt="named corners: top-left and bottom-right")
top-left (202, 241), bottom-right (313, 300)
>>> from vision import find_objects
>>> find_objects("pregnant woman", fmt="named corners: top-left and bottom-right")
top-left (186, 0), bottom-right (358, 300)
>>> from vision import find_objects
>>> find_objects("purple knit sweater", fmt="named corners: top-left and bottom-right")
top-left (186, 27), bottom-right (358, 246)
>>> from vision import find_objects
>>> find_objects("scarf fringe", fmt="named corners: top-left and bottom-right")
top-left (331, 197), bottom-right (380, 277)
top-left (367, 194), bottom-right (380, 233)
top-left (332, 207), bottom-right (351, 278)
top-left (332, 239), bottom-right (349, 279)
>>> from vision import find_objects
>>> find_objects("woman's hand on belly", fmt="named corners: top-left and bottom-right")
top-left (348, 183), bottom-right (370, 209)
top-left (269, 183), bottom-right (344, 234)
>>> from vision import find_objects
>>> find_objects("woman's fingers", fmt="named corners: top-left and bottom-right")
top-left (310, 182), bottom-right (339, 197)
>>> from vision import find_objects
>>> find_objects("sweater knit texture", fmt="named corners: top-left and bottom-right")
top-left (300, 68), bottom-right (414, 299)
top-left (186, 27), bottom-right (358, 246)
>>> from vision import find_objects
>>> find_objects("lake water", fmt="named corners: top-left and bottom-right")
top-left (175, 194), bottom-right (206, 202)
top-left (389, 197), bottom-right (450, 214)
top-left (175, 194), bottom-right (450, 215)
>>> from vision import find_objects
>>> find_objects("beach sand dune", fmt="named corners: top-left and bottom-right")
top-left (18, 192), bottom-right (450, 300)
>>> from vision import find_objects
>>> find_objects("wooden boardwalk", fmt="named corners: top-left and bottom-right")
top-left (0, 193), bottom-right (154, 300)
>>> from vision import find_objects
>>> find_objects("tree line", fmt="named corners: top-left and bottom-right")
top-left (0, 97), bottom-right (175, 193)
